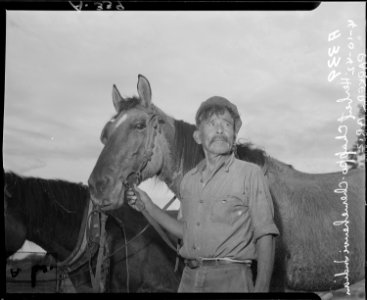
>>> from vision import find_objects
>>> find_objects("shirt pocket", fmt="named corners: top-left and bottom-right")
top-left (209, 193), bottom-right (248, 225)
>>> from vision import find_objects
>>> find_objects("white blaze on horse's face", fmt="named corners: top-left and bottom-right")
top-left (111, 113), bottom-right (129, 130)
top-left (100, 112), bottom-right (132, 145)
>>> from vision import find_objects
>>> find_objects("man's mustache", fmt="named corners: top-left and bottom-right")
top-left (210, 135), bottom-right (230, 144)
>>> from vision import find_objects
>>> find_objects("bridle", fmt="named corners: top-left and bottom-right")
top-left (122, 111), bottom-right (161, 188)
top-left (71, 112), bottom-right (163, 292)
top-left (109, 111), bottom-right (181, 292)
top-left (59, 111), bottom-right (169, 292)
top-left (60, 111), bottom-right (176, 293)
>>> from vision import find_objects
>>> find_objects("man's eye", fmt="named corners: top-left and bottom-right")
top-left (135, 122), bottom-right (146, 130)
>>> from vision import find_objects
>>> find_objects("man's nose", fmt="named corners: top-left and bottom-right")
top-left (215, 122), bottom-right (224, 133)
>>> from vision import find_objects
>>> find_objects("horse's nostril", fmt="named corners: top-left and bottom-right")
top-left (90, 194), bottom-right (111, 208)
top-left (94, 177), bottom-right (112, 194)
top-left (102, 199), bottom-right (112, 206)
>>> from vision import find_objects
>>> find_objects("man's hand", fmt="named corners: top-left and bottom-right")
top-left (125, 185), bottom-right (184, 239)
top-left (125, 185), bottom-right (153, 212)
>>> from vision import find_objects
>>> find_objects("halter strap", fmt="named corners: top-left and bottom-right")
top-left (124, 112), bottom-right (160, 186)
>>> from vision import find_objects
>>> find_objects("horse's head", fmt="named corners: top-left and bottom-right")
top-left (88, 75), bottom-right (170, 211)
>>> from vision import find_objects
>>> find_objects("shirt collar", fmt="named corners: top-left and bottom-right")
top-left (191, 152), bottom-right (235, 175)
top-left (224, 152), bottom-right (235, 172)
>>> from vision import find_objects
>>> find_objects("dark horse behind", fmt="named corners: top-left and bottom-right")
top-left (4, 171), bottom-right (182, 292)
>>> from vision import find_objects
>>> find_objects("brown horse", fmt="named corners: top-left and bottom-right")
top-left (4, 171), bottom-right (182, 292)
top-left (88, 75), bottom-right (365, 294)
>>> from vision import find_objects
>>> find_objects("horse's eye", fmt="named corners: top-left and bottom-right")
top-left (135, 122), bottom-right (146, 130)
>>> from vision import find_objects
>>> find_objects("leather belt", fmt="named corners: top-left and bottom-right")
top-left (184, 258), bottom-right (252, 269)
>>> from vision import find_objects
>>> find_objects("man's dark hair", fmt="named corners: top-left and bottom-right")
top-left (196, 104), bottom-right (237, 131)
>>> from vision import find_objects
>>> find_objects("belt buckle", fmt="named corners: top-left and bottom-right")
top-left (186, 259), bottom-right (200, 269)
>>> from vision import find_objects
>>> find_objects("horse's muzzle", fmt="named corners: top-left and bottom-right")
top-left (88, 175), bottom-right (113, 197)
top-left (88, 180), bottom-right (125, 211)
top-left (90, 195), bottom-right (116, 211)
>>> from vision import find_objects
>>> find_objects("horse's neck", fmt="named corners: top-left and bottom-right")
top-left (267, 157), bottom-right (334, 177)
top-left (26, 209), bottom-right (79, 261)
top-left (22, 180), bottom-right (88, 261)
top-left (267, 157), bottom-right (297, 175)
top-left (30, 235), bottom-right (72, 261)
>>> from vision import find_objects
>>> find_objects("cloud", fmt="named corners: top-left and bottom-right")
top-left (4, 155), bottom-right (47, 174)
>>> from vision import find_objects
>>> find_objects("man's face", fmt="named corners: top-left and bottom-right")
top-left (194, 109), bottom-right (235, 156)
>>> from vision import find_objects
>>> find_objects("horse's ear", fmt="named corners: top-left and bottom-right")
top-left (112, 84), bottom-right (126, 112)
top-left (137, 74), bottom-right (152, 108)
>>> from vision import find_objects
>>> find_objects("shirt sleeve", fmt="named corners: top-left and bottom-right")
top-left (177, 204), bottom-right (183, 221)
top-left (247, 166), bottom-right (279, 241)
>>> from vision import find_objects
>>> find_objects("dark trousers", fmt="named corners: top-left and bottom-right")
top-left (178, 263), bottom-right (254, 292)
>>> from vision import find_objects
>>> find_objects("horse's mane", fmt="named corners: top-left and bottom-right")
top-left (172, 120), bottom-right (271, 174)
top-left (235, 143), bottom-right (268, 167)
top-left (5, 171), bottom-right (90, 248)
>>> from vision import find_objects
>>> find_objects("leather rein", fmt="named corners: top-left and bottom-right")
top-left (56, 200), bottom-right (109, 293)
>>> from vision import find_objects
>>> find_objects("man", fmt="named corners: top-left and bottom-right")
top-left (127, 96), bottom-right (279, 292)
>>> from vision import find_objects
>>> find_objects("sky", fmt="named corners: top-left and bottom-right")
top-left (3, 3), bottom-right (366, 254)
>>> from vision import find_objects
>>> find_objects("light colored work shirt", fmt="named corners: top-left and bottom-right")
top-left (178, 153), bottom-right (279, 261)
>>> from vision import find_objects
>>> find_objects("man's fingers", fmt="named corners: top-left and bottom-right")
top-left (128, 199), bottom-right (136, 205)
top-left (127, 198), bottom-right (137, 203)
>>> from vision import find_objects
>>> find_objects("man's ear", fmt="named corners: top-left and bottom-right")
top-left (193, 130), bottom-right (202, 145)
